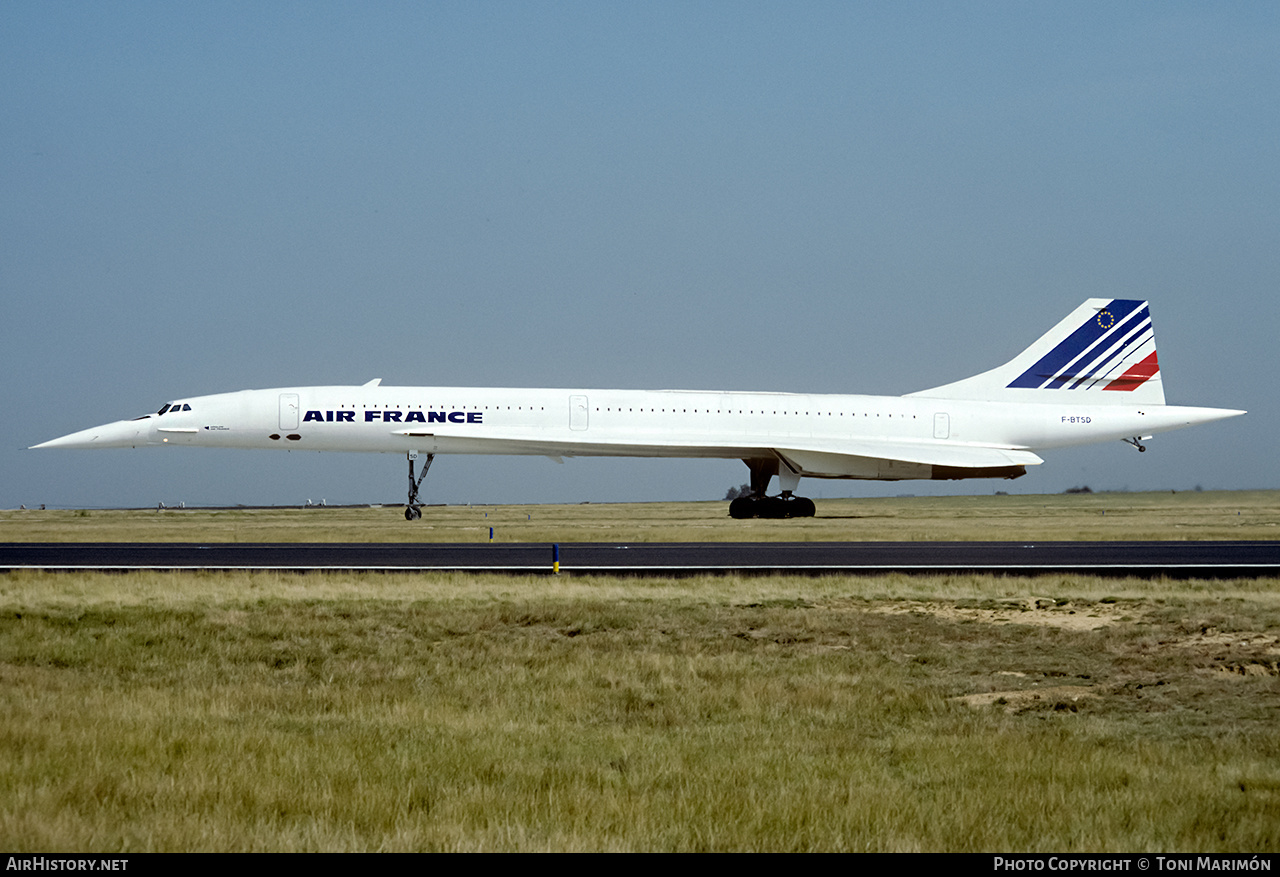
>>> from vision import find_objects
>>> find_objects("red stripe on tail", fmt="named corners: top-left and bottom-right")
top-left (1103, 351), bottom-right (1159, 391)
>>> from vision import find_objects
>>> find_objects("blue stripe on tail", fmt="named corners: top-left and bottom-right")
top-left (1007, 299), bottom-right (1145, 389)
top-left (1064, 306), bottom-right (1152, 389)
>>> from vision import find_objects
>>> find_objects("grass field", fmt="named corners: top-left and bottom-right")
top-left (2, 493), bottom-right (1278, 851)
top-left (4, 489), bottom-right (1279, 543)
top-left (2, 571), bottom-right (1278, 852)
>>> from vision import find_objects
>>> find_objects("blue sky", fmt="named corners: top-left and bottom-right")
top-left (3, 2), bottom-right (1275, 509)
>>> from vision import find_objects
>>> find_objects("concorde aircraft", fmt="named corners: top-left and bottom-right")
top-left (32, 299), bottom-right (1244, 519)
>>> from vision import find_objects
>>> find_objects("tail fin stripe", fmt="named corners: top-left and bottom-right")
top-left (1072, 337), bottom-right (1155, 390)
top-left (1007, 298), bottom-right (1145, 389)
top-left (1062, 310), bottom-right (1153, 389)
top-left (908, 298), bottom-right (1168, 405)
top-left (1043, 305), bottom-right (1151, 389)
top-left (1103, 351), bottom-right (1160, 391)
top-left (1051, 317), bottom-right (1149, 388)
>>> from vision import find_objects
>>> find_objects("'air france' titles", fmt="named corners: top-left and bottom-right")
top-left (303, 410), bottom-right (483, 424)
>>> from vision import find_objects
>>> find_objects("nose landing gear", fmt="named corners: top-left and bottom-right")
top-left (405, 450), bottom-right (433, 520)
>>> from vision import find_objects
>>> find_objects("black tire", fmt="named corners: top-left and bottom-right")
top-left (730, 495), bottom-right (816, 519)
top-left (791, 497), bottom-right (816, 517)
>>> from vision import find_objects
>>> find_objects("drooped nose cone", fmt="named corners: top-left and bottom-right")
top-left (30, 418), bottom-right (152, 449)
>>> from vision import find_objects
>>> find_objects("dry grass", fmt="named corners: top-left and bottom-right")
top-left (3, 489), bottom-right (1278, 543)
top-left (3, 494), bottom-right (1276, 850)
top-left (2, 569), bottom-right (1279, 851)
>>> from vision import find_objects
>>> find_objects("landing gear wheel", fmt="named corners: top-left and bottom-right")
top-left (791, 497), bottom-right (816, 517)
top-left (728, 495), bottom-right (816, 519)
top-left (731, 458), bottom-right (815, 519)
top-left (404, 506), bottom-right (421, 521)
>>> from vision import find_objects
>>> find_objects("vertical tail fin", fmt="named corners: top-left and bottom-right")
top-left (908, 299), bottom-right (1166, 404)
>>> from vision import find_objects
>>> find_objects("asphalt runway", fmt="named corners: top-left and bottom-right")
top-left (2, 541), bottom-right (1278, 577)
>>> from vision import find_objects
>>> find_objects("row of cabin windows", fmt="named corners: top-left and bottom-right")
top-left (153, 400), bottom-right (913, 424)
top-left (595, 407), bottom-right (916, 418)
top-left (305, 404), bottom-right (914, 419)
top-left (328, 405), bottom-right (546, 410)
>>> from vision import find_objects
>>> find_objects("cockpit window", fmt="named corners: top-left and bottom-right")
top-left (157, 404), bottom-right (171, 416)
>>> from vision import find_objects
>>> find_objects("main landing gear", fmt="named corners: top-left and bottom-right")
top-left (405, 450), bottom-right (434, 521)
top-left (728, 457), bottom-right (816, 519)
top-left (729, 493), bottom-right (817, 519)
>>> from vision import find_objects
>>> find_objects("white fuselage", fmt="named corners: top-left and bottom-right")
top-left (31, 300), bottom-right (1246, 502)
top-left (41, 384), bottom-right (1237, 483)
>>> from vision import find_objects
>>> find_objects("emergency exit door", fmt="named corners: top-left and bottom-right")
top-left (280, 394), bottom-right (300, 430)
top-left (570, 395), bottom-right (589, 431)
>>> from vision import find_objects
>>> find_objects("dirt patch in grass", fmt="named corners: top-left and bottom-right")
top-left (870, 598), bottom-right (1130, 631)
top-left (871, 593), bottom-right (1280, 724)
top-left (1210, 661), bottom-right (1280, 678)
top-left (1169, 629), bottom-right (1280, 652)
top-left (953, 685), bottom-right (1100, 711)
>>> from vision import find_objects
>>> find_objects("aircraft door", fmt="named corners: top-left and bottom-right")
top-left (570, 395), bottom-right (589, 431)
top-left (933, 413), bottom-right (950, 439)
top-left (280, 394), bottom-right (300, 430)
